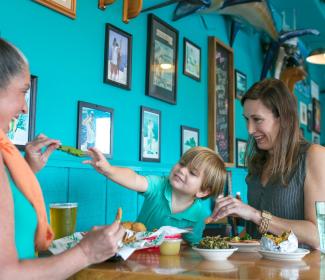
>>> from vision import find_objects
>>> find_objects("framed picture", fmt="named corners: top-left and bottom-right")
top-left (208, 37), bottom-right (235, 166)
top-left (307, 110), bottom-right (312, 132)
top-left (77, 101), bottom-right (114, 158)
top-left (7, 75), bottom-right (37, 150)
top-left (34, 0), bottom-right (76, 19)
top-left (312, 98), bottom-right (321, 133)
top-left (104, 24), bottom-right (132, 90)
top-left (183, 38), bottom-right (201, 81)
top-left (181, 126), bottom-right (199, 155)
top-left (146, 14), bottom-right (179, 104)
top-left (235, 70), bottom-right (247, 100)
top-left (312, 132), bottom-right (320, 144)
top-left (236, 139), bottom-right (247, 168)
top-left (299, 102), bottom-right (307, 125)
top-left (140, 106), bottom-right (161, 162)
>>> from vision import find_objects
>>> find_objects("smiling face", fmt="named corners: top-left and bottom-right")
top-left (169, 162), bottom-right (208, 198)
top-left (244, 99), bottom-right (280, 152)
top-left (0, 66), bottom-right (30, 133)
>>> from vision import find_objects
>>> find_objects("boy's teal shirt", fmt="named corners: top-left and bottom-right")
top-left (137, 175), bottom-right (209, 245)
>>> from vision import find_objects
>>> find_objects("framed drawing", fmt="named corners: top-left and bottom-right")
top-left (77, 101), bottom-right (114, 158)
top-left (7, 75), bottom-right (37, 150)
top-left (312, 98), bottom-right (321, 133)
top-left (140, 106), bottom-right (161, 162)
top-left (235, 70), bottom-right (247, 100)
top-left (236, 139), bottom-right (247, 168)
top-left (146, 14), bottom-right (179, 104)
top-left (104, 24), bottom-right (132, 90)
top-left (183, 38), bottom-right (201, 81)
top-left (34, 0), bottom-right (76, 19)
top-left (299, 102), bottom-right (307, 125)
top-left (181, 126), bottom-right (199, 155)
top-left (208, 37), bottom-right (235, 166)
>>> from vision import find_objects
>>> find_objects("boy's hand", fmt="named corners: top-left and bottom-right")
top-left (83, 147), bottom-right (111, 176)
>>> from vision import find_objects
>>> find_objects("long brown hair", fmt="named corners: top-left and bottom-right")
top-left (241, 79), bottom-right (306, 185)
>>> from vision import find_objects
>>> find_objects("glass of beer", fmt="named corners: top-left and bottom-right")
top-left (316, 201), bottom-right (325, 254)
top-left (50, 203), bottom-right (78, 240)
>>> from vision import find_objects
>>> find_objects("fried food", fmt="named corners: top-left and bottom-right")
top-left (121, 222), bottom-right (132, 230)
top-left (115, 207), bottom-right (122, 222)
top-left (132, 222), bottom-right (147, 232)
top-left (264, 231), bottom-right (290, 245)
top-left (204, 217), bottom-right (213, 224)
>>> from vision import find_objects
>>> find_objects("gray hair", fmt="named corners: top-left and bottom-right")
top-left (0, 38), bottom-right (28, 90)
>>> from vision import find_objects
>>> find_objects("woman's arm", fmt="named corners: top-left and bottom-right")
top-left (0, 154), bottom-right (125, 279)
top-left (83, 147), bottom-right (148, 192)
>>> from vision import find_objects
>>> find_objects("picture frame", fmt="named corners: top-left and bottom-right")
top-left (140, 106), bottom-right (161, 162)
top-left (7, 75), bottom-right (37, 150)
top-left (183, 38), bottom-right (201, 81)
top-left (235, 70), bottom-right (247, 100)
top-left (307, 109), bottom-right (312, 132)
top-left (77, 101), bottom-right (114, 158)
top-left (312, 132), bottom-right (320, 144)
top-left (208, 37), bottom-right (235, 166)
top-left (104, 24), bottom-right (132, 90)
top-left (34, 0), bottom-right (76, 19)
top-left (180, 126), bottom-right (199, 155)
top-left (312, 98), bottom-right (321, 133)
top-left (236, 139), bottom-right (247, 168)
top-left (299, 102), bottom-right (307, 125)
top-left (146, 14), bottom-right (179, 104)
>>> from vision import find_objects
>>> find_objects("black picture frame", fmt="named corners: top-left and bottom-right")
top-left (181, 125), bottom-right (200, 155)
top-left (307, 109), bottom-right (312, 132)
top-left (146, 14), bottom-right (179, 104)
top-left (140, 106), bottom-right (161, 162)
top-left (183, 38), bottom-right (201, 81)
top-left (236, 138), bottom-right (247, 168)
top-left (312, 98), bottom-right (321, 134)
top-left (7, 75), bottom-right (37, 150)
top-left (235, 70), bottom-right (247, 100)
top-left (104, 23), bottom-right (132, 90)
top-left (77, 101), bottom-right (114, 158)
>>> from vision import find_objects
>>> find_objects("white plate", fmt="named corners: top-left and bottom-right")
top-left (192, 247), bottom-right (238, 261)
top-left (258, 248), bottom-right (310, 261)
top-left (228, 242), bottom-right (260, 252)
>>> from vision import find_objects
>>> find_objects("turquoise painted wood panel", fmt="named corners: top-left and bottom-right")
top-left (69, 169), bottom-right (107, 232)
top-left (106, 181), bottom-right (138, 224)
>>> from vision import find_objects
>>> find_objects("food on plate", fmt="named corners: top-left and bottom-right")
top-left (121, 221), bottom-right (147, 232)
top-left (228, 233), bottom-right (259, 243)
top-left (263, 231), bottom-right (290, 245)
top-left (198, 236), bottom-right (230, 249)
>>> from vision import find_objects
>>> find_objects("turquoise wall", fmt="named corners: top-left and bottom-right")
top-left (0, 1), bottom-right (321, 232)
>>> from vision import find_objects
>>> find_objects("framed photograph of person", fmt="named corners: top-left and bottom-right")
top-left (236, 139), bottom-right (247, 168)
top-left (181, 126), bottom-right (199, 155)
top-left (140, 106), bottom-right (161, 162)
top-left (299, 102), bottom-right (307, 125)
top-left (7, 75), bottom-right (37, 150)
top-left (235, 70), bottom-right (247, 100)
top-left (183, 38), bottom-right (201, 81)
top-left (146, 14), bottom-right (179, 104)
top-left (34, 0), bottom-right (76, 19)
top-left (77, 101), bottom-right (114, 158)
top-left (104, 24), bottom-right (132, 90)
top-left (312, 98), bottom-right (321, 133)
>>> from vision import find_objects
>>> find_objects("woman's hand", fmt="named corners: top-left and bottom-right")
top-left (83, 147), bottom-right (111, 176)
top-left (25, 134), bottom-right (61, 173)
top-left (78, 221), bottom-right (125, 265)
top-left (209, 195), bottom-right (260, 223)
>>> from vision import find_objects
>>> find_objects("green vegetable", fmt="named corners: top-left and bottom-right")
top-left (57, 145), bottom-right (85, 157)
top-left (197, 236), bottom-right (230, 249)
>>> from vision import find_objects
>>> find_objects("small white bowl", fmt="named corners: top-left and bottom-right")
top-left (192, 247), bottom-right (238, 261)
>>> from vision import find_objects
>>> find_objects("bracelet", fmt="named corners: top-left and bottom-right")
top-left (258, 210), bottom-right (272, 234)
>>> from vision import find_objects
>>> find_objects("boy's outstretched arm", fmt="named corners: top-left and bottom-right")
top-left (83, 147), bottom-right (148, 192)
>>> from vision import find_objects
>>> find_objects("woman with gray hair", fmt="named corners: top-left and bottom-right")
top-left (0, 38), bottom-right (125, 279)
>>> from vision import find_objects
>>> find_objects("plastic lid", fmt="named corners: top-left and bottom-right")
top-left (165, 234), bottom-right (182, 239)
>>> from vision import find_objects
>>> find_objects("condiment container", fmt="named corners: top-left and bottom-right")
top-left (159, 235), bottom-right (182, 256)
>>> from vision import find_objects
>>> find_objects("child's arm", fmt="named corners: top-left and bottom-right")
top-left (83, 147), bottom-right (148, 192)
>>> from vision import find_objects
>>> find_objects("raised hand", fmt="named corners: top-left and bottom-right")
top-left (25, 134), bottom-right (61, 173)
top-left (83, 147), bottom-right (111, 176)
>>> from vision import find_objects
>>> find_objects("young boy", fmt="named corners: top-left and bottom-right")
top-left (83, 146), bottom-right (226, 244)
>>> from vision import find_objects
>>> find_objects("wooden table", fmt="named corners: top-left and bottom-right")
top-left (71, 247), bottom-right (325, 279)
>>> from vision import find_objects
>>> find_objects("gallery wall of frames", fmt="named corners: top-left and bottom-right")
top-left (0, 0), bottom-right (323, 231)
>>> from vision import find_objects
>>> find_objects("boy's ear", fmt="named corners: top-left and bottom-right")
top-left (195, 189), bottom-right (210, 198)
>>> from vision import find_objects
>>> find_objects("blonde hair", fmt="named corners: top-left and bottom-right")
top-left (241, 78), bottom-right (307, 185)
top-left (179, 146), bottom-right (226, 198)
